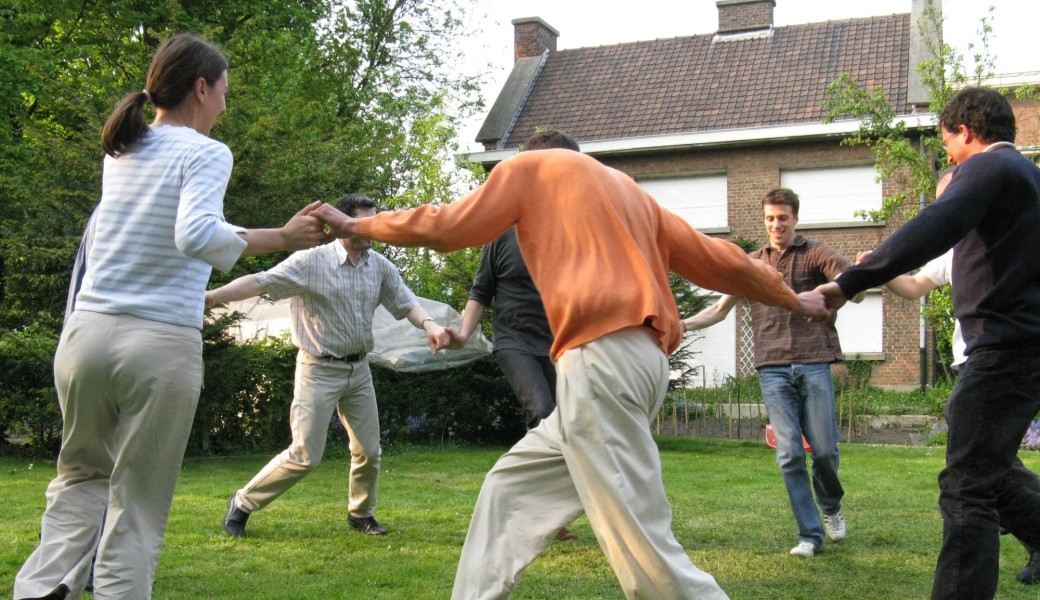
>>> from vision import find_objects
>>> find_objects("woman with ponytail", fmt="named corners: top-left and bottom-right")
top-left (14, 33), bottom-right (329, 600)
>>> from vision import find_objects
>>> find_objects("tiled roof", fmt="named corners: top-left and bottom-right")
top-left (499, 14), bottom-right (910, 147)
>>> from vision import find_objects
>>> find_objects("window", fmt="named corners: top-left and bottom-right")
top-left (835, 291), bottom-right (884, 355)
top-left (780, 166), bottom-right (881, 225)
top-left (639, 175), bottom-right (728, 230)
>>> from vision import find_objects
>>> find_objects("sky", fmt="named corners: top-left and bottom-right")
top-left (456, 0), bottom-right (1038, 151)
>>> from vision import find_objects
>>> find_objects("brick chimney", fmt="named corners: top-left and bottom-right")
top-left (512, 17), bottom-right (558, 62)
top-left (716, 0), bottom-right (776, 35)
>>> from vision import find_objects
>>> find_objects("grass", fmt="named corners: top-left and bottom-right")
top-left (4, 438), bottom-right (1040, 599)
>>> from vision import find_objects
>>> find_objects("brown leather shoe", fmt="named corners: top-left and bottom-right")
top-left (555, 527), bottom-right (577, 541)
top-left (348, 515), bottom-right (388, 536)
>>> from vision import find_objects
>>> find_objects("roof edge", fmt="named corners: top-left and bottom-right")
top-left (462, 115), bottom-right (939, 164)
top-left (475, 54), bottom-right (547, 147)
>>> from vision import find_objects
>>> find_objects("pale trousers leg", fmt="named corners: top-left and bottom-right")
top-left (451, 327), bottom-right (728, 600)
top-left (15, 311), bottom-right (202, 600)
top-left (236, 353), bottom-right (381, 518)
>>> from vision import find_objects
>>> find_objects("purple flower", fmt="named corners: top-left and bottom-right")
top-left (1023, 420), bottom-right (1040, 451)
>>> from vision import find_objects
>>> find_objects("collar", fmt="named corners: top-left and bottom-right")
top-left (333, 240), bottom-right (368, 267)
top-left (762, 234), bottom-right (807, 255)
top-left (983, 141), bottom-right (1017, 153)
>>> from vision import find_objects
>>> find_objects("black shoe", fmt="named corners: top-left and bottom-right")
top-left (348, 515), bottom-right (388, 536)
top-left (1018, 551), bottom-right (1040, 584)
top-left (223, 494), bottom-right (249, 537)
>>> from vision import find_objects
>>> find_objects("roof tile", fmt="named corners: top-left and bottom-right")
top-left (502, 14), bottom-right (910, 147)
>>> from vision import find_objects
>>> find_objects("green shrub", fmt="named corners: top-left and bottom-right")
top-left (0, 323), bottom-right (61, 455)
top-left (370, 356), bottom-right (525, 447)
top-left (192, 311), bottom-right (526, 455)
top-left (191, 314), bottom-right (298, 456)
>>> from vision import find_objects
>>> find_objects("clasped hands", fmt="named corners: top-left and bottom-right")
top-left (280, 202), bottom-right (362, 250)
top-left (796, 282), bottom-right (848, 322)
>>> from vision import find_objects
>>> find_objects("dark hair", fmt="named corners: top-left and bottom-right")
top-left (522, 129), bottom-right (580, 152)
top-left (938, 87), bottom-right (1017, 144)
top-left (762, 187), bottom-right (800, 216)
top-left (336, 193), bottom-right (377, 218)
top-left (102, 34), bottom-right (229, 157)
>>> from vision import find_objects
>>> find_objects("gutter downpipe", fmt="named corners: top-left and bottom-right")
top-left (919, 136), bottom-right (929, 393)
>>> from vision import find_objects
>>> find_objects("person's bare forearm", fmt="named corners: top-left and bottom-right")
top-left (205, 275), bottom-right (263, 307)
top-left (884, 274), bottom-right (939, 300)
top-left (681, 295), bottom-right (739, 332)
top-left (458, 300), bottom-right (486, 341)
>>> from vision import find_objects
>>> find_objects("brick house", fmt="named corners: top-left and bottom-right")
top-left (464, 0), bottom-right (1039, 389)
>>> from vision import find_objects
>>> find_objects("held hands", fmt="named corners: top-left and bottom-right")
top-left (795, 290), bottom-right (830, 322)
top-left (424, 320), bottom-right (451, 354)
top-left (814, 281), bottom-right (849, 316)
top-left (443, 327), bottom-right (471, 350)
top-left (281, 201), bottom-right (334, 250)
top-left (310, 203), bottom-right (358, 239)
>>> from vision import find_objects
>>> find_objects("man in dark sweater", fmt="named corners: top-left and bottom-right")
top-left (816, 86), bottom-right (1040, 600)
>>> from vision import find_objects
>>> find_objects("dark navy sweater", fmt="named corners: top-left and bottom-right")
top-left (837, 145), bottom-right (1040, 355)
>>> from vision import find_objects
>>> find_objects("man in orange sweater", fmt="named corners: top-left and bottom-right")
top-left (314, 148), bottom-right (825, 599)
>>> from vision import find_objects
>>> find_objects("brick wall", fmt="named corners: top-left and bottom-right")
top-left (716, 0), bottom-right (776, 34)
top-left (513, 17), bottom-right (558, 62)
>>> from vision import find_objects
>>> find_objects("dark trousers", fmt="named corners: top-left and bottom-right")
top-left (495, 349), bottom-right (557, 429)
top-left (932, 344), bottom-right (1040, 599)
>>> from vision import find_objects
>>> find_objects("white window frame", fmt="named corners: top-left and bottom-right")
top-left (639, 174), bottom-right (728, 232)
top-left (780, 166), bottom-right (882, 227)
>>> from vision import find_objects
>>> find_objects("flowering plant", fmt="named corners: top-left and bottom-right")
top-left (1023, 420), bottom-right (1040, 451)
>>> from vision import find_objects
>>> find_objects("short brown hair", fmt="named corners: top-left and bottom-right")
top-left (762, 188), bottom-right (800, 216)
top-left (522, 129), bottom-right (580, 152)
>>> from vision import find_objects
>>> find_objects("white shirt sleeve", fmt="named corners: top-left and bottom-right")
top-left (918, 248), bottom-right (953, 287)
top-left (174, 143), bottom-right (248, 272)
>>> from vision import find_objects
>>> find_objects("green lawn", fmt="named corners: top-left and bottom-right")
top-left (3, 438), bottom-right (1040, 599)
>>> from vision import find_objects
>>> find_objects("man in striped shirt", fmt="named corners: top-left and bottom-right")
top-left (207, 193), bottom-right (448, 538)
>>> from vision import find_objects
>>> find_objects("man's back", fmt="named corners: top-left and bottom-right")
top-left (470, 227), bottom-right (552, 356)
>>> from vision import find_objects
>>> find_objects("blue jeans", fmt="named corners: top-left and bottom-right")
top-left (758, 363), bottom-right (844, 548)
top-left (932, 344), bottom-right (1040, 599)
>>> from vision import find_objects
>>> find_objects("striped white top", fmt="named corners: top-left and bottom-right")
top-left (257, 241), bottom-right (417, 357)
top-left (75, 125), bottom-right (248, 329)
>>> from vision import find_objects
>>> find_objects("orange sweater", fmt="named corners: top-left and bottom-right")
top-left (357, 149), bottom-right (798, 360)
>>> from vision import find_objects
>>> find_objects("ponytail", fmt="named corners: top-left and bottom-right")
top-left (101, 90), bottom-right (151, 158)
top-left (100, 34), bottom-right (227, 158)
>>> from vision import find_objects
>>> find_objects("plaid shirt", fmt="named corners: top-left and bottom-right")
top-left (748, 235), bottom-right (850, 367)
top-left (257, 241), bottom-right (417, 357)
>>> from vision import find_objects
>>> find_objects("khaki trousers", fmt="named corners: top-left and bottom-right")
top-left (15, 311), bottom-right (202, 600)
top-left (451, 327), bottom-right (728, 600)
top-left (235, 351), bottom-right (381, 518)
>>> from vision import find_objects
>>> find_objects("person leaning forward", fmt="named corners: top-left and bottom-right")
top-left (310, 147), bottom-right (828, 599)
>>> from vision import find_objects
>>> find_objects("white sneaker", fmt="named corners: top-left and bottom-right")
top-left (790, 541), bottom-right (817, 557)
top-left (825, 511), bottom-right (847, 542)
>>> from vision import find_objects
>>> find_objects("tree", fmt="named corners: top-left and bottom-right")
top-left (0, 0), bottom-right (486, 449)
top-left (820, 2), bottom-right (1011, 375)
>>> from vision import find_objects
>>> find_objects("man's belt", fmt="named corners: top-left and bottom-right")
top-left (316, 352), bottom-right (366, 363)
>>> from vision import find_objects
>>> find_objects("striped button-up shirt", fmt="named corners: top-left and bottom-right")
top-left (257, 241), bottom-right (417, 357)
